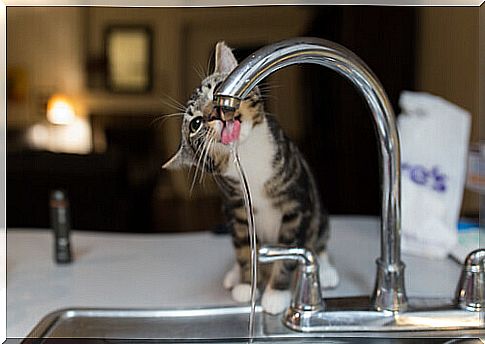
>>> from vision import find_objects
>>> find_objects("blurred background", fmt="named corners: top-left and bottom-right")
top-left (6, 6), bottom-right (481, 233)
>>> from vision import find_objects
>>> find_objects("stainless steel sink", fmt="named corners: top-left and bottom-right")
top-left (23, 297), bottom-right (484, 343)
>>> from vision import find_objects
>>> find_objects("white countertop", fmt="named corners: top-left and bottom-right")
top-left (7, 216), bottom-right (462, 338)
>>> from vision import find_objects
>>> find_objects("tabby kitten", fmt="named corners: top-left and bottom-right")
top-left (164, 42), bottom-right (338, 315)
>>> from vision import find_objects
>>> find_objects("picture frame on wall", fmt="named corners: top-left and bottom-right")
top-left (105, 25), bottom-right (153, 93)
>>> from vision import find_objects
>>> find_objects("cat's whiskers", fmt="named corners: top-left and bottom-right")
top-left (189, 136), bottom-right (206, 183)
top-left (207, 134), bottom-right (218, 175)
top-left (199, 130), bottom-right (216, 184)
top-left (190, 150), bottom-right (204, 193)
top-left (206, 52), bottom-right (214, 79)
top-left (257, 83), bottom-right (282, 93)
top-left (205, 131), bottom-right (222, 186)
top-left (190, 130), bottom-right (212, 193)
top-left (198, 129), bottom-right (215, 184)
top-left (159, 93), bottom-right (187, 113)
top-left (193, 138), bottom-right (208, 187)
top-left (150, 112), bottom-right (185, 128)
top-left (198, 140), bottom-right (210, 185)
top-left (193, 64), bottom-right (206, 81)
top-left (256, 94), bottom-right (278, 102)
top-left (187, 137), bottom-right (206, 182)
top-left (254, 82), bottom-right (282, 104)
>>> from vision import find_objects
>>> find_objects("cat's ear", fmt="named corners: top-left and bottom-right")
top-left (162, 146), bottom-right (191, 170)
top-left (214, 41), bottom-right (238, 75)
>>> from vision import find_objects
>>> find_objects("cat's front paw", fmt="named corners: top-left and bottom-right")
top-left (319, 251), bottom-right (339, 289)
top-left (223, 263), bottom-right (240, 290)
top-left (231, 283), bottom-right (252, 303)
top-left (261, 287), bottom-right (291, 315)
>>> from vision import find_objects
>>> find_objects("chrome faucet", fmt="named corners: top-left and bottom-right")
top-left (259, 246), bottom-right (325, 313)
top-left (214, 37), bottom-right (483, 334)
top-left (456, 248), bottom-right (485, 311)
top-left (214, 37), bottom-right (407, 313)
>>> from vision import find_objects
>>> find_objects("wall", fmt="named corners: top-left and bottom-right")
top-left (481, 5), bottom-right (484, 142)
top-left (480, 5), bottom-right (484, 227)
top-left (7, 7), bottom-right (86, 127)
top-left (415, 7), bottom-right (480, 214)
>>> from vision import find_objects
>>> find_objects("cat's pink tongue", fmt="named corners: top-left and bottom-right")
top-left (221, 120), bottom-right (241, 145)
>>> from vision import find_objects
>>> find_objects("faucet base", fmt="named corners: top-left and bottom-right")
top-left (282, 296), bottom-right (483, 333)
top-left (371, 258), bottom-right (408, 312)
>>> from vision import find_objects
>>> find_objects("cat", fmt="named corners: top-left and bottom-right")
top-left (163, 41), bottom-right (339, 315)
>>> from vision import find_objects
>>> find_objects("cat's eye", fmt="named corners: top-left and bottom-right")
top-left (189, 116), bottom-right (203, 133)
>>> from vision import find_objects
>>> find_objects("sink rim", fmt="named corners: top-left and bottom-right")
top-left (24, 296), bottom-right (485, 341)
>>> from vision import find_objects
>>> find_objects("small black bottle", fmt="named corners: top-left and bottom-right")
top-left (50, 189), bottom-right (72, 264)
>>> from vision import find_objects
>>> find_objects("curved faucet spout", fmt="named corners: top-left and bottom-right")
top-left (214, 37), bottom-right (407, 313)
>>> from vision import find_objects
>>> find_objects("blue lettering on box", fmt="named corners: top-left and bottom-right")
top-left (402, 163), bottom-right (447, 193)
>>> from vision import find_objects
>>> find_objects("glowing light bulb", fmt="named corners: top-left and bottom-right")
top-left (46, 95), bottom-right (76, 125)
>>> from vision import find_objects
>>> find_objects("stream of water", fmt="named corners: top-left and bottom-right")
top-left (231, 142), bottom-right (258, 342)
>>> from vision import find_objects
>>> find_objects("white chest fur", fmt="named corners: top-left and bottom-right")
top-left (224, 120), bottom-right (282, 244)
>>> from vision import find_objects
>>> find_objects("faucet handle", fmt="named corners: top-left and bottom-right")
top-left (455, 248), bottom-right (485, 311)
top-left (259, 245), bottom-right (325, 312)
